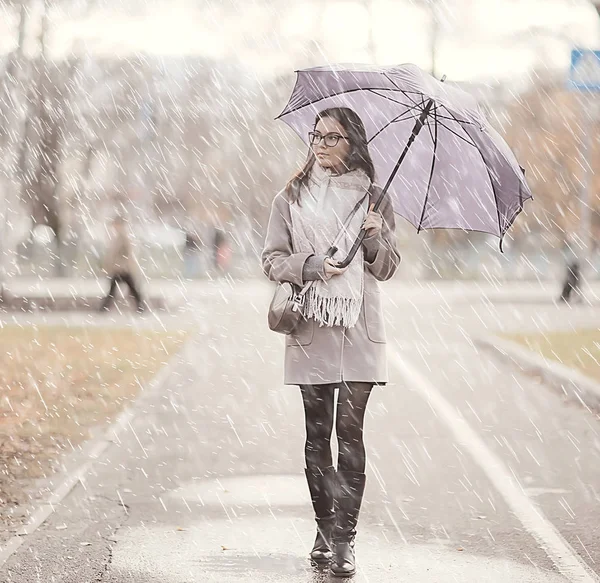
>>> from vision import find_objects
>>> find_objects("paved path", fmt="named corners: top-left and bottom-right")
top-left (1, 280), bottom-right (599, 582)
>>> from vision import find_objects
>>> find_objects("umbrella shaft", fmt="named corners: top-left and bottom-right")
top-left (336, 98), bottom-right (434, 268)
top-left (377, 98), bottom-right (434, 211)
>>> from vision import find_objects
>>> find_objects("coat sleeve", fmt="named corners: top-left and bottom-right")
top-left (302, 254), bottom-right (327, 281)
top-left (261, 192), bottom-right (314, 287)
top-left (101, 239), bottom-right (117, 274)
top-left (362, 187), bottom-right (401, 281)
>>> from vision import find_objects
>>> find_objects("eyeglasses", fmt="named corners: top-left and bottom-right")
top-left (308, 131), bottom-right (350, 148)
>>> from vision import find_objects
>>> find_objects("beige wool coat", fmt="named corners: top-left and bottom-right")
top-left (102, 233), bottom-right (137, 277)
top-left (261, 185), bottom-right (401, 386)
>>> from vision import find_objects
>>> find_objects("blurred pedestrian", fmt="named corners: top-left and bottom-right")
top-left (213, 228), bottom-right (231, 274)
top-left (183, 230), bottom-right (202, 279)
top-left (99, 216), bottom-right (145, 313)
top-left (261, 107), bottom-right (400, 576)
top-left (559, 259), bottom-right (581, 304)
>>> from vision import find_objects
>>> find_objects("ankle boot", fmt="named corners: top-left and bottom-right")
top-left (330, 470), bottom-right (366, 578)
top-left (304, 466), bottom-right (336, 565)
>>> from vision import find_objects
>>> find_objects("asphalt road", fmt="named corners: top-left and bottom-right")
top-left (1, 280), bottom-right (599, 582)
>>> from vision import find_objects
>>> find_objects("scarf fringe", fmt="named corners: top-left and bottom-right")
top-left (291, 165), bottom-right (369, 329)
top-left (305, 287), bottom-right (363, 328)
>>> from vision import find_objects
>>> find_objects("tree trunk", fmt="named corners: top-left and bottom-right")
top-left (27, 0), bottom-right (67, 276)
top-left (0, 0), bottom-right (30, 301)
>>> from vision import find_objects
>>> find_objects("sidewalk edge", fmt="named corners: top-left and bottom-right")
top-left (0, 329), bottom-right (198, 568)
top-left (474, 334), bottom-right (600, 413)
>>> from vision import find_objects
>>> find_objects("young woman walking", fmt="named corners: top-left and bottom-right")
top-left (262, 107), bottom-right (400, 577)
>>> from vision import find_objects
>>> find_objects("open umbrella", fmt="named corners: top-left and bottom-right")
top-left (276, 63), bottom-right (532, 265)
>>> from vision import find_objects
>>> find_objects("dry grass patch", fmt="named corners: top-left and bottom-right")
top-left (502, 329), bottom-right (600, 384)
top-left (0, 325), bottom-right (190, 533)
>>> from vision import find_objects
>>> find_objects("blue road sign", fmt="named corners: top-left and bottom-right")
top-left (569, 49), bottom-right (600, 92)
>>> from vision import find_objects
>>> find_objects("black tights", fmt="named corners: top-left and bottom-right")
top-left (300, 382), bottom-right (373, 474)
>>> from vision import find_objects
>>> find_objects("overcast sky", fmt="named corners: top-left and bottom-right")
top-left (1, 0), bottom-right (599, 83)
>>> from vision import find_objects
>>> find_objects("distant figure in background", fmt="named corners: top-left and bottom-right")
top-left (213, 228), bottom-right (231, 274)
top-left (99, 216), bottom-right (145, 313)
top-left (558, 259), bottom-right (581, 304)
top-left (183, 230), bottom-right (202, 279)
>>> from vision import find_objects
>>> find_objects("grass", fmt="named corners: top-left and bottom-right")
top-left (0, 324), bottom-right (191, 528)
top-left (501, 329), bottom-right (600, 383)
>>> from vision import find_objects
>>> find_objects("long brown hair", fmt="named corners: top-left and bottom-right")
top-left (285, 107), bottom-right (375, 205)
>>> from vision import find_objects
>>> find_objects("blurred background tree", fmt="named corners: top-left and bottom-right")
top-left (0, 0), bottom-right (598, 282)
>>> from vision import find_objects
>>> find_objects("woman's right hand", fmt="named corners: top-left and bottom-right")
top-left (322, 257), bottom-right (349, 280)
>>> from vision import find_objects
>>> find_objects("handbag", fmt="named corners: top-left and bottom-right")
top-left (267, 188), bottom-right (370, 335)
top-left (267, 279), bottom-right (312, 335)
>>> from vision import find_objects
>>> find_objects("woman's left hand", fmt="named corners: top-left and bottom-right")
top-left (362, 204), bottom-right (383, 238)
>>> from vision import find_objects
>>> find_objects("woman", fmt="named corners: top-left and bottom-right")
top-left (99, 216), bottom-right (145, 313)
top-left (261, 107), bottom-right (400, 577)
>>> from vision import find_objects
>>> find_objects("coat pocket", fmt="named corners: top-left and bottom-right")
top-left (286, 317), bottom-right (315, 347)
top-left (364, 290), bottom-right (386, 344)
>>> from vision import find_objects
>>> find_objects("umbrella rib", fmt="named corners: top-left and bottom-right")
top-left (367, 89), bottom-right (422, 111)
top-left (423, 108), bottom-right (505, 241)
top-left (276, 86), bottom-right (406, 118)
top-left (438, 114), bottom-right (505, 237)
top-left (424, 111), bottom-right (436, 144)
top-left (417, 104), bottom-right (439, 233)
top-left (505, 182), bottom-right (532, 232)
top-left (429, 117), bottom-right (479, 149)
top-left (472, 136), bottom-right (504, 240)
top-left (504, 203), bottom-right (523, 235)
top-left (437, 105), bottom-right (481, 126)
top-left (379, 78), bottom-right (424, 108)
top-left (301, 69), bottom-right (427, 98)
top-left (436, 113), bottom-right (479, 126)
top-left (382, 72), bottom-right (429, 99)
top-left (367, 107), bottom-right (423, 144)
top-left (378, 91), bottom-right (481, 127)
top-left (503, 183), bottom-right (532, 238)
top-left (438, 106), bottom-right (531, 239)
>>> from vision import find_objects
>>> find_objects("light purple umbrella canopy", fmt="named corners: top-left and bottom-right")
top-left (277, 63), bottom-right (532, 250)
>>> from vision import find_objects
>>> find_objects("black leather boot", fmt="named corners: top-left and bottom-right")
top-left (304, 466), bottom-right (336, 565)
top-left (330, 470), bottom-right (366, 578)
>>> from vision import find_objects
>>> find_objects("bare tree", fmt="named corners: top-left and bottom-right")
top-left (410, 0), bottom-right (442, 78)
top-left (0, 0), bottom-right (30, 296)
top-left (502, 71), bottom-right (599, 251)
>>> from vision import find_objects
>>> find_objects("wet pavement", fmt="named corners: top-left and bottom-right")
top-left (0, 279), bottom-right (599, 582)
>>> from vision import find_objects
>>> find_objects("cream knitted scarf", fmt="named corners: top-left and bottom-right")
top-left (290, 162), bottom-right (370, 328)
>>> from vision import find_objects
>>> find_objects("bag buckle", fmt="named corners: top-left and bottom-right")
top-left (291, 293), bottom-right (304, 312)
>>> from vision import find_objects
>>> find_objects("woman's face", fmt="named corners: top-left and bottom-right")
top-left (311, 116), bottom-right (351, 174)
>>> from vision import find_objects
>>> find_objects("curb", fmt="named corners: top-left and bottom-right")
top-left (474, 334), bottom-right (600, 414)
top-left (0, 293), bottom-right (171, 313)
top-left (0, 329), bottom-right (199, 568)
